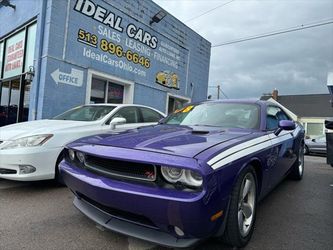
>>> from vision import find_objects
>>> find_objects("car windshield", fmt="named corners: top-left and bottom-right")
top-left (52, 106), bottom-right (116, 121)
top-left (164, 102), bottom-right (260, 129)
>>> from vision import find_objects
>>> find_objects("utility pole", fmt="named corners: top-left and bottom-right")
top-left (217, 85), bottom-right (220, 99)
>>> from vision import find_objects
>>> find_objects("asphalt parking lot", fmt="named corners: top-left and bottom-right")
top-left (0, 155), bottom-right (332, 250)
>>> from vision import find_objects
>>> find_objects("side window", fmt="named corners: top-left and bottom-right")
top-left (140, 107), bottom-right (163, 123)
top-left (112, 107), bottom-right (140, 124)
top-left (266, 106), bottom-right (291, 130)
top-left (276, 110), bottom-right (289, 121)
top-left (316, 135), bottom-right (326, 143)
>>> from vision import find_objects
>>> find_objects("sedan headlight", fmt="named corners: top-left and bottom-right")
top-left (161, 166), bottom-right (203, 187)
top-left (1, 134), bottom-right (53, 150)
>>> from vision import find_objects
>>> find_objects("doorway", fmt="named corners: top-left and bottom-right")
top-left (0, 77), bottom-right (30, 126)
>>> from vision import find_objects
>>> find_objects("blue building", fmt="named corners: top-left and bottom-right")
top-left (0, 0), bottom-right (211, 126)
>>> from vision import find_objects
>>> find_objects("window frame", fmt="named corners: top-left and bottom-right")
top-left (86, 69), bottom-right (134, 105)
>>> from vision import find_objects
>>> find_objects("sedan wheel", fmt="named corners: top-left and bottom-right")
top-left (222, 166), bottom-right (257, 247)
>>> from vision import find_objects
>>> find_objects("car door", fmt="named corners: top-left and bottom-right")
top-left (311, 135), bottom-right (326, 154)
top-left (266, 106), bottom-right (297, 188)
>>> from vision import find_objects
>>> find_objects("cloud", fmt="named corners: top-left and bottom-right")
top-left (153, 0), bottom-right (333, 99)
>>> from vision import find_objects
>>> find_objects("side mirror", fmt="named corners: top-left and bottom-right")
top-left (275, 120), bottom-right (296, 136)
top-left (110, 117), bottom-right (126, 130)
top-left (311, 138), bottom-right (316, 142)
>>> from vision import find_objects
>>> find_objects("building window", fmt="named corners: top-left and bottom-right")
top-left (90, 78), bottom-right (106, 103)
top-left (307, 123), bottom-right (323, 136)
top-left (3, 29), bottom-right (26, 79)
top-left (168, 96), bottom-right (189, 114)
top-left (90, 77), bottom-right (124, 104)
top-left (0, 21), bottom-right (37, 126)
top-left (24, 23), bottom-right (37, 72)
top-left (108, 82), bottom-right (124, 103)
top-left (0, 78), bottom-right (20, 126)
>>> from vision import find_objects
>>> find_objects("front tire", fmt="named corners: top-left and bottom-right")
top-left (55, 151), bottom-right (65, 185)
top-left (222, 166), bottom-right (257, 247)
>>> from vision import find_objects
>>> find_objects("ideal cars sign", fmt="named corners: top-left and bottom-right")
top-left (70, 0), bottom-right (188, 90)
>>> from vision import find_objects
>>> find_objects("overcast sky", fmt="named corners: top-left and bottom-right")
top-left (153, 0), bottom-right (333, 99)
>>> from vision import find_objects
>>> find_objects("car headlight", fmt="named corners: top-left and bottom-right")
top-left (68, 149), bottom-right (76, 161)
top-left (1, 134), bottom-right (53, 150)
top-left (161, 166), bottom-right (203, 187)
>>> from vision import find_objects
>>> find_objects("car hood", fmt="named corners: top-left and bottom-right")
top-left (0, 119), bottom-right (100, 140)
top-left (72, 125), bottom-right (253, 158)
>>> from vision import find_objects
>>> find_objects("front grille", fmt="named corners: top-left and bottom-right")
top-left (84, 155), bottom-right (157, 182)
top-left (0, 168), bottom-right (17, 174)
top-left (78, 193), bottom-right (158, 229)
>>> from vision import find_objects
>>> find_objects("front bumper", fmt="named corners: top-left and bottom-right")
top-left (60, 161), bottom-right (229, 248)
top-left (0, 147), bottom-right (62, 181)
top-left (74, 197), bottom-right (200, 248)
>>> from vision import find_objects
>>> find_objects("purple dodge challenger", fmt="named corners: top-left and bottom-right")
top-left (59, 100), bottom-right (305, 248)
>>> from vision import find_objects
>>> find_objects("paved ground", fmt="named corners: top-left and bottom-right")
top-left (0, 156), bottom-right (332, 250)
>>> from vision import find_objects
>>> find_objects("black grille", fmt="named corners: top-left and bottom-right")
top-left (84, 155), bottom-right (156, 182)
top-left (78, 193), bottom-right (158, 229)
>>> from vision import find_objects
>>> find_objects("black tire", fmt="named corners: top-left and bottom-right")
top-left (289, 142), bottom-right (305, 180)
top-left (304, 145), bottom-right (309, 155)
top-left (222, 165), bottom-right (257, 247)
top-left (54, 151), bottom-right (65, 185)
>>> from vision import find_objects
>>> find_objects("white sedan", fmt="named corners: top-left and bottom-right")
top-left (0, 104), bottom-right (165, 182)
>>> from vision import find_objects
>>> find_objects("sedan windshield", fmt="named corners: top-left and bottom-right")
top-left (164, 102), bottom-right (260, 129)
top-left (53, 106), bottom-right (116, 121)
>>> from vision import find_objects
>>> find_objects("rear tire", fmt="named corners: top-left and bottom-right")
top-left (222, 165), bottom-right (257, 247)
top-left (289, 142), bottom-right (304, 180)
top-left (304, 145), bottom-right (309, 155)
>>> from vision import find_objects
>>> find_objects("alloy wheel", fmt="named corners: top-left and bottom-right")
top-left (238, 173), bottom-right (256, 237)
top-left (298, 144), bottom-right (305, 176)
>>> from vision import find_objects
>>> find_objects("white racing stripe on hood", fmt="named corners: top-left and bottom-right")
top-left (209, 125), bottom-right (302, 170)
top-left (207, 135), bottom-right (271, 166)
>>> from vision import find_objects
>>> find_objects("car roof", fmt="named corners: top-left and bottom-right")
top-left (80, 104), bottom-right (165, 115)
top-left (197, 99), bottom-right (267, 106)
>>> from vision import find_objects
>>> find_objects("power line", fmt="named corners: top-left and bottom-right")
top-left (184, 0), bottom-right (237, 23)
top-left (219, 88), bottom-right (229, 99)
top-left (209, 85), bottom-right (229, 99)
top-left (212, 18), bottom-right (333, 47)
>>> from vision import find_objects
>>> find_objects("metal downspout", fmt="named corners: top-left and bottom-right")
top-left (33, 0), bottom-right (47, 120)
